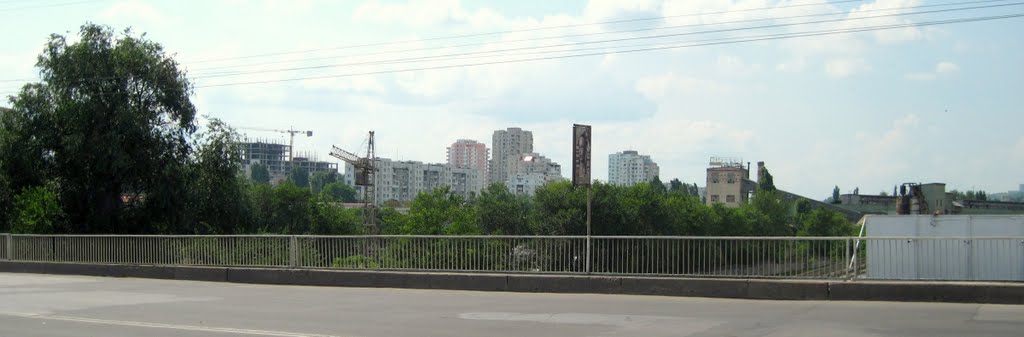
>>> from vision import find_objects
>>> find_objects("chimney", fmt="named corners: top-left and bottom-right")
top-left (757, 161), bottom-right (765, 183)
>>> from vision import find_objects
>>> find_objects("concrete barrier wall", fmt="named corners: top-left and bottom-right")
top-left (1, 261), bottom-right (1021, 304)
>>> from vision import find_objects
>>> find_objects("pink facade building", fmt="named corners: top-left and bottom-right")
top-left (447, 139), bottom-right (489, 186)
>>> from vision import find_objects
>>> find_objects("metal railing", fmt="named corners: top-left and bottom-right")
top-left (1, 234), bottom-right (1022, 281)
top-left (1, 233), bottom-right (9, 260)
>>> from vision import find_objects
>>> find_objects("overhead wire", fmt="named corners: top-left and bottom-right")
top-left (0, 0), bottom-right (101, 12)
top-left (3, 0), bottom-right (1011, 84)
top-left (2, 1), bottom-right (1021, 93)
top-left (187, 0), bottom-right (1018, 75)
top-left (194, 13), bottom-right (1024, 88)
top-left (185, 0), bottom-right (867, 64)
top-left (190, 2), bottom-right (1024, 80)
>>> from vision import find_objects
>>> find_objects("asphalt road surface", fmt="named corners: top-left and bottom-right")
top-left (0, 272), bottom-right (1021, 337)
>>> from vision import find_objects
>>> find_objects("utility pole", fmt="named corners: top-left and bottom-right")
top-left (572, 124), bottom-right (592, 273)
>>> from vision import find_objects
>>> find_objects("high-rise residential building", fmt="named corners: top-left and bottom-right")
top-left (608, 150), bottom-right (660, 186)
top-left (447, 139), bottom-right (489, 187)
top-left (505, 153), bottom-right (562, 196)
top-left (489, 127), bottom-right (533, 185)
top-left (344, 158), bottom-right (483, 205)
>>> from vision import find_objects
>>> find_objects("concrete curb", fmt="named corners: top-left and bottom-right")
top-left (1, 261), bottom-right (1021, 304)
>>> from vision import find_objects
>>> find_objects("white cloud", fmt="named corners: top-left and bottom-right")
top-left (583, 0), bottom-right (660, 21)
top-left (716, 54), bottom-right (760, 76)
top-left (904, 72), bottom-right (936, 81)
top-left (846, 0), bottom-right (924, 44)
top-left (936, 61), bottom-right (959, 74)
top-left (97, 1), bottom-right (169, 26)
top-left (263, 0), bottom-right (316, 15)
top-left (904, 61), bottom-right (958, 81)
top-left (353, 0), bottom-right (513, 29)
top-left (635, 72), bottom-right (731, 100)
top-left (825, 58), bottom-right (870, 78)
top-left (775, 57), bottom-right (806, 73)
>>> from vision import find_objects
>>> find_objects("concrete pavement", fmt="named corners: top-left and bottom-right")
top-left (0, 272), bottom-right (1021, 337)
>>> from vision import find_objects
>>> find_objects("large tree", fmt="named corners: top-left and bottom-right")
top-left (191, 119), bottom-right (249, 234)
top-left (476, 183), bottom-right (532, 235)
top-left (2, 24), bottom-right (196, 233)
top-left (249, 163), bottom-right (270, 185)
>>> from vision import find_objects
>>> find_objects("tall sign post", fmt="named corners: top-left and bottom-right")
top-left (572, 124), bottom-right (592, 273)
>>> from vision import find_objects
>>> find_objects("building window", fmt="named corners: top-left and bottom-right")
top-left (727, 195), bottom-right (736, 203)
top-left (727, 173), bottom-right (736, 184)
top-left (711, 195), bottom-right (720, 202)
top-left (711, 173), bottom-right (720, 183)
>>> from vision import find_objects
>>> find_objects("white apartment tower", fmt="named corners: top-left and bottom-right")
top-left (446, 139), bottom-right (489, 186)
top-left (490, 127), bottom-right (533, 185)
top-left (506, 153), bottom-right (563, 196)
top-left (345, 158), bottom-right (483, 205)
top-left (608, 150), bottom-right (660, 186)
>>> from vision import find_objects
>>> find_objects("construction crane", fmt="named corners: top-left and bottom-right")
top-left (237, 126), bottom-right (313, 163)
top-left (330, 131), bottom-right (377, 233)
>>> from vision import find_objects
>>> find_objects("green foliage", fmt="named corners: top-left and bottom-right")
top-left (192, 119), bottom-right (249, 234)
top-left (797, 208), bottom-right (856, 237)
top-left (530, 180), bottom-right (585, 235)
top-left (320, 181), bottom-right (357, 203)
top-left (832, 186), bottom-right (841, 204)
top-left (744, 190), bottom-right (795, 236)
top-left (400, 187), bottom-right (479, 235)
top-left (758, 166), bottom-right (775, 192)
top-left (288, 167), bottom-right (310, 188)
top-left (650, 176), bottom-right (667, 195)
top-left (309, 171), bottom-right (338, 194)
top-left (249, 163), bottom-right (270, 185)
top-left (10, 184), bottom-right (65, 234)
top-left (0, 24), bottom-right (398, 235)
top-left (476, 183), bottom-right (532, 235)
top-left (2, 24), bottom-right (196, 233)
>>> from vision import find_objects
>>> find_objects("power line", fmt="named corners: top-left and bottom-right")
top-left (186, 0), bottom-right (867, 64)
top-left (188, 0), bottom-right (1016, 75)
top-left (190, 2), bottom-right (1024, 80)
top-left (0, 0), bottom-right (100, 12)
top-left (4, 12), bottom-right (1020, 96)
top-left (195, 13), bottom-right (1024, 88)
top-left (1, 0), bottom-right (1008, 84)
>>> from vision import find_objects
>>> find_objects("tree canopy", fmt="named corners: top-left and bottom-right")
top-left (2, 24), bottom-right (195, 233)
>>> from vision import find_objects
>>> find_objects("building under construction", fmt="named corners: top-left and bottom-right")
top-left (241, 138), bottom-right (337, 181)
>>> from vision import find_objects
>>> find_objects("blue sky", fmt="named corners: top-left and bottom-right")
top-left (1, 0), bottom-right (1022, 199)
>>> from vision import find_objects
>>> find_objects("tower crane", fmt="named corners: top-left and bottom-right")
top-left (330, 131), bottom-right (377, 233)
top-left (237, 126), bottom-right (313, 162)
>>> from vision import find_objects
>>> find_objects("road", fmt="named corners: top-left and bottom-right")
top-left (0, 273), bottom-right (1021, 337)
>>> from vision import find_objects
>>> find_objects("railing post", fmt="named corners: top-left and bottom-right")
top-left (289, 236), bottom-right (298, 268)
top-left (844, 237), bottom-right (851, 279)
top-left (585, 187), bottom-right (592, 274)
top-left (4, 234), bottom-right (11, 260)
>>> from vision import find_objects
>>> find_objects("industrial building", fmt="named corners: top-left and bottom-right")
top-left (608, 150), bottom-right (660, 186)
top-left (836, 182), bottom-right (1024, 215)
top-left (344, 158), bottom-right (483, 205)
top-left (704, 157), bottom-right (755, 207)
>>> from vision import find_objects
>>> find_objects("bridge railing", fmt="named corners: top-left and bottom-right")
top-left (2, 234), bottom-right (1022, 281)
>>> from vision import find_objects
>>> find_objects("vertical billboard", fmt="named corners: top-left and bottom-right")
top-left (572, 124), bottom-right (591, 187)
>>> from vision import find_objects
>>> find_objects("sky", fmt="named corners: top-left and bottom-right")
top-left (1, 0), bottom-right (1022, 199)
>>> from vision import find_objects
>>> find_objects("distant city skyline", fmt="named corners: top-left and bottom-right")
top-left (1, 0), bottom-right (1021, 199)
